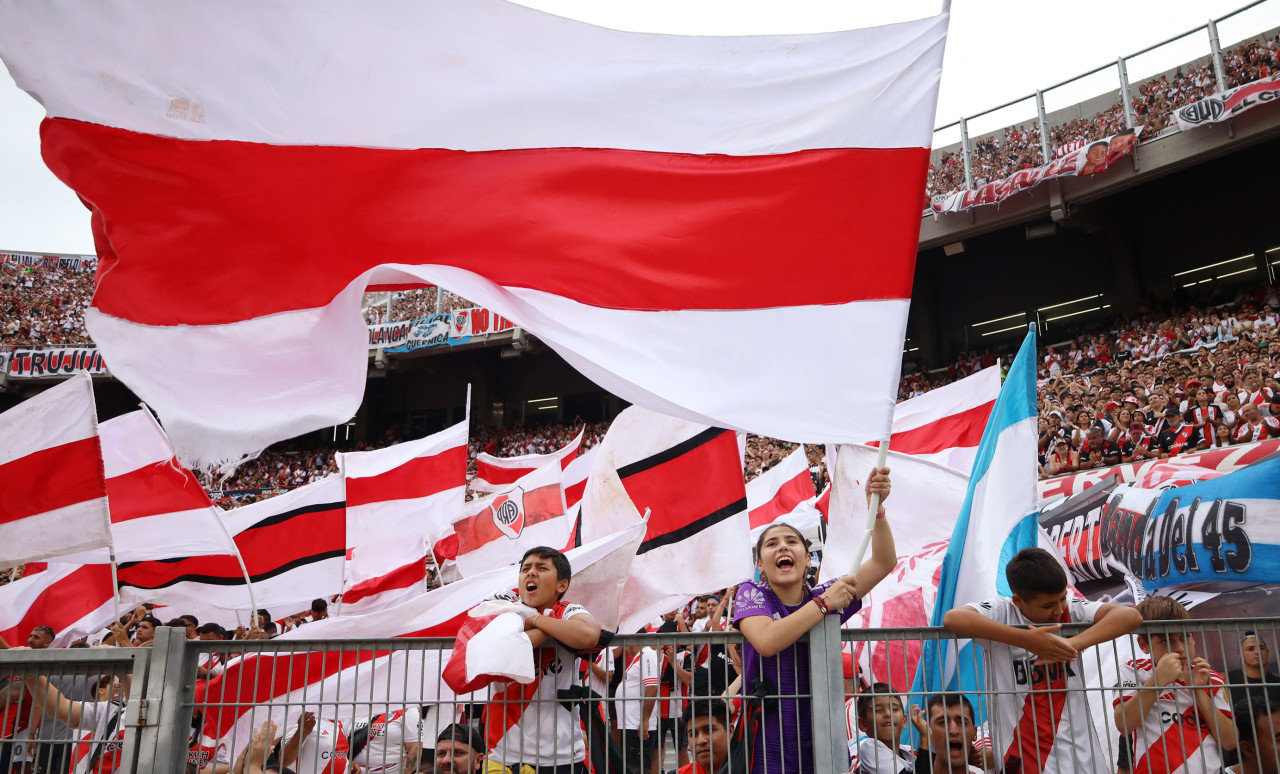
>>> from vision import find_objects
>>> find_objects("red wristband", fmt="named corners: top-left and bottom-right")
top-left (876, 508), bottom-right (887, 519)
top-left (813, 595), bottom-right (830, 615)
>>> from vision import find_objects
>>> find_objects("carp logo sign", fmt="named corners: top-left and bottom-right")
top-left (452, 310), bottom-right (470, 338)
top-left (489, 487), bottom-right (526, 540)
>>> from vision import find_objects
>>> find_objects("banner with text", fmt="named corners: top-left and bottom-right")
top-left (1099, 457), bottom-right (1280, 593)
top-left (367, 308), bottom-right (516, 352)
top-left (1038, 438), bottom-right (1280, 501)
top-left (1175, 75), bottom-right (1280, 131)
top-left (7, 348), bottom-right (109, 378)
top-left (932, 126), bottom-right (1142, 214)
top-left (0, 252), bottom-right (96, 271)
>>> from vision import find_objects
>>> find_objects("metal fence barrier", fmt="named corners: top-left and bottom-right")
top-left (5, 617), bottom-right (1280, 773)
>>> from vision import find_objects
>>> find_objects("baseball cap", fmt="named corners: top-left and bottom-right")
top-left (1164, 407), bottom-right (1180, 417)
top-left (1129, 421), bottom-right (1144, 432)
top-left (437, 723), bottom-right (486, 754)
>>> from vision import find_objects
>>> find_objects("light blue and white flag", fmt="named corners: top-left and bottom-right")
top-left (912, 325), bottom-right (1041, 707)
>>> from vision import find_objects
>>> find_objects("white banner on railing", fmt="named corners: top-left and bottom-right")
top-left (7, 348), bottom-right (109, 378)
top-left (0, 252), bottom-right (96, 271)
top-left (1175, 75), bottom-right (1280, 131)
top-left (932, 126), bottom-right (1142, 214)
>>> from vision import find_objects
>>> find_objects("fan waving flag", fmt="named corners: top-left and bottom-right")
top-left (0, 0), bottom-right (948, 469)
top-left (452, 461), bottom-right (568, 578)
top-left (472, 429), bottom-right (583, 493)
top-left (913, 327), bottom-right (1042, 703)
top-left (871, 365), bottom-right (1001, 474)
top-left (0, 373), bottom-right (111, 565)
top-left (339, 420), bottom-right (467, 546)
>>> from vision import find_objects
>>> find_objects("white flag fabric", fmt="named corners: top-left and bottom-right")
top-left (200, 523), bottom-right (643, 746)
top-left (339, 420), bottom-right (467, 546)
top-left (563, 445), bottom-right (598, 509)
top-left (580, 406), bottom-right (752, 632)
top-left (472, 428), bottom-right (583, 493)
top-left (0, 373), bottom-right (111, 565)
top-left (451, 461), bottom-right (568, 578)
top-left (872, 366), bottom-right (1001, 474)
top-left (0, 0), bottom-right (947, 469)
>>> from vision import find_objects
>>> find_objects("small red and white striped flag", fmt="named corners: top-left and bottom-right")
top-left (0, 373), bottom-right (111, 565)
top-left (870, 365), bottom-right (1001, 474)
top-left (0, 0), bottom-right (947, 468)
top-left (452, 461), bottom-right (568, 578)
top-left (339, 420), bottom-right (467, 546)
top-left (0, 562), bottom-right (116, 647)
top-left (745, 446), bottom-right (821, 544)
top-left (339, 537), bottom-right (429, 616)
top-left (471, 428), bottom-right (583, 494)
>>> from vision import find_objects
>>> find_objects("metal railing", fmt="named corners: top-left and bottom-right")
top-left (927, 0), bottom-right (1280, 206)
top-left (6, 617), bottom-right (1280, 772)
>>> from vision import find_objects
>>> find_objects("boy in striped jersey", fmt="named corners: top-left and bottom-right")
top-left (1113, 596), bottom-right (1236, 774)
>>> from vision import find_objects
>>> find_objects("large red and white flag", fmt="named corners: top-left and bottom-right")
top-left (61, 409), bottom-right (238, 563)
top-left (0, 373), bottom-right (111, 565)
top-left (870, 365), bottom-right (1001, 474)
top-left (581, 406), bottom-right (752, 632)
top-left (200, 524), bottom-right (643, 745)
top-left (0, 563), bottom-right (116, 647)
top-left (451, 462), bottom-right (568, 578)
top-left (117, 476), bottom-right (347, 611)
top-left (745, 446), bottom-right (820, 544)
top-left (0, 0), bottom-right (948, 469)
top-left (471, 429), bottom-right (583, 494)
top-left (339, 420), bottom-right (467, 545)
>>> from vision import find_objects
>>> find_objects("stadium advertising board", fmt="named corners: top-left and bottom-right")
top-left (1038, 438), bottom-right (1280, 500)
top-left (6, 347), bottom-right (109, 378)
top-left (932, 126), bottom-right (1142, 214)
top-left (1175, 75), bottom-right (1280, 131)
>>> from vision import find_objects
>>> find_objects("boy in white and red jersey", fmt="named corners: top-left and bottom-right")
top-left (22, 674), bottom-right (128, 774)
top-left (486, 546), bottom-right (602, 774)
top-left (284, 712), bottom-right (354, 774)
top-left (350, 705), bottom-right (422, 774)
top-left (943, 547), bottom-right (1142, 774)
top-left (1113, 596), bottom-right (1236, 774)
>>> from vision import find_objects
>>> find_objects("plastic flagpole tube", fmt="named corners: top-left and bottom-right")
top-left (848, 442), bottom-right (891, 574)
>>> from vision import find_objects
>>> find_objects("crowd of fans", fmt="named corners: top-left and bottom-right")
top-left (926, 33), bottom-right (1279, 200)
top-left (363, 289), bottom-right (475, 325)
top-left (0, 256), bottom-right (96, 347)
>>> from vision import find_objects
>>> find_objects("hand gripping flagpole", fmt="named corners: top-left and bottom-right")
top-left (848, 442), bottom-right (891, 575)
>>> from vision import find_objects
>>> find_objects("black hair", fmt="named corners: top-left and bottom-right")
top-left (262, 620), bottom-right (279, 635)
top-left (926, 693), bottom-right (974, 723)
top-left (753, 522), bottom-right (811, 564)
top-left (1087, 140), bottom-right (1108, 153)
top-left (311, 598), bottom-right (328, 612)
top-left (31, 625), bottom-right (55, 640)
top-left (139, 615), bottom-right (162, 628)
top-left (682, 697), bottom-right (733, 732)
top-left (179, 614), bottom-right (199, 627)
top-left (856, 682), bottom-right (903, 723)
top-left (196, 623), bottom-right (225, 637)
top-left (1234, 690), bottom-right (1280, 753)
top-left (165, 617), bottom-right (188, 629)
top-left (519, 547), bottom-right (572, 599)
top-left (256, 609), bottom-right (271, 623)
top-left (1004, 547), bottom-right (1068, 599)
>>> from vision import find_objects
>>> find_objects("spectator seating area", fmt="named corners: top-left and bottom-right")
top-left (926, 34), bottom-right (1279, 199)
top-left (0, 256), bottom-right (96, 346)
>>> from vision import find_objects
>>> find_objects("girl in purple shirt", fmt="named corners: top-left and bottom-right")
top-left (734, 467), bottom-right (897, 774)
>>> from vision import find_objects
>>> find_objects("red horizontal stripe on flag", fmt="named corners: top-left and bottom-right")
top-left (44, 119), bottom-right (925, 324)
top-left (473, 464), bottom-right (532, 488)
top-left (106, 460), bottom-right (213, 523)
top-left (346, 447), bottom-right (466, 507)
top-left (564, 479), bottom-right (587, 508)
top-left (455, 485), bottom-right (563, 555)
top-left (620, 429), bottom-right (745, 551)
top-left (874, 401), bottom-right (996, 456)
top-left (0, 565), bottom-right (114, 646)
top-left (343, 559), bottom-right (426, 605)
top-left (0, 436), bottom-right (104, 525)
top-left (748, 470), bottom-right (817, 529)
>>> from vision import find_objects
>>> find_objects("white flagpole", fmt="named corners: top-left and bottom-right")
top-left (847, 442), bottom-right (891, 574)
top-left (107, 547), bottom-right (122, 627)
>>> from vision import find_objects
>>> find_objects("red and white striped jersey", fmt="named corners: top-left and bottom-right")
top-left (69, 701), bottom-right (127, 774)
top-left (965, 596), bottom-right (1107, 774)
top-left (1112, 658), bottom-right (1231, 774)
top-left (293, 718), bottom-right (350, 774)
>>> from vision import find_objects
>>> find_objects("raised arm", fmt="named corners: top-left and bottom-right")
top-left (942, 608), bottom-right (1078, 663)
top-left (853, 468), bottom-right (896, 598)
top-left (22, 674), bottom-right (82, 727)
top-left (1063, 603), bottom-right (1141, 653)
top-left (526, 611), bottom-right (602, 651)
